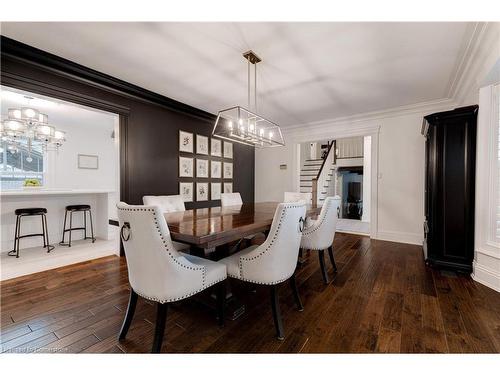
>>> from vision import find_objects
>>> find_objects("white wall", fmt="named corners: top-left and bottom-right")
top-left (45, 116), bottom-right (118, 191)
top-left (255, 103), bottom-right (455, 245)
top-left (255, 143), bottom-right (295, 203)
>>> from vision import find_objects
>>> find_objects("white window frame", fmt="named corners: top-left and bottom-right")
top-left (0, 142), bottom-right (47, 189)
top-left (476, 84), bottom-right (500, 255)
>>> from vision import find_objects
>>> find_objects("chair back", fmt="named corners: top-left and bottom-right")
top-left (301, 196), bottom-right (341, 250)
top-left (220, 192), bottom-right (243, 206)
top-left (143, 195), bottom-right (185, 213)
top-left (116, 202), bottom-right (204, 302)
top-left (240, 202), bottom-right (306, 284)
top-left (284, 191), bottom-right (312, 203)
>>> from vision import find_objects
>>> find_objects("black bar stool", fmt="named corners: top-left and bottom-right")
top-left (9, 208), bottom-right (54, 258)
top-left (60, 205), bottom-right (96, 247)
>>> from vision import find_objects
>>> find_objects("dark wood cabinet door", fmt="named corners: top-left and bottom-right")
top-left (424, 105), bottom-right (477, 273)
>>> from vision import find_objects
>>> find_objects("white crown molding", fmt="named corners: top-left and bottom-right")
top-left (452, 22), bottom-right (500, 105)
top-left (282, 97), bottom-right (456, 137)
top-left (446, 22), bottom-right (487, 99)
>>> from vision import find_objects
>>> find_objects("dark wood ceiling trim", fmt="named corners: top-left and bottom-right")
top-left (0, 36), bottom-right (216, 123)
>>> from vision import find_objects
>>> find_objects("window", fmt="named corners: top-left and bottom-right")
top-left (0, 140), bottom-right (44, 189)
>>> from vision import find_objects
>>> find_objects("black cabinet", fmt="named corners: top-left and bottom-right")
top-left (422, 105), bottom-right (478, 273)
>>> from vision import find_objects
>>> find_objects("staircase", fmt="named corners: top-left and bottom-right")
top-left (299, 154), bottom-right (336, 203)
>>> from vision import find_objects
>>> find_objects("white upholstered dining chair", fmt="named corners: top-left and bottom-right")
top-left (218, 202), bottom-right (307, 340)
top-left (284, 192), bottom-right (312, 203)
top-left (220, 192), bottom-right (243, 206)
top-left (300, 196), bottom-right (341, 284)
top-left (143, 195), bottom-right (190, 252)
top-left (143, 194), bottom-right (185, 212)
top-left (116, 202), bottom-right (227, 353)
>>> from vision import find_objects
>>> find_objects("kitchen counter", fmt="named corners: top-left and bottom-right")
top-left (0, 189), bottom-right (115, 196)
top-left (1, 189), bottom-right (118, 252)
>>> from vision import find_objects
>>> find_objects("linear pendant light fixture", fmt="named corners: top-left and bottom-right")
top-left (212, 51), bottom-right (284, 148)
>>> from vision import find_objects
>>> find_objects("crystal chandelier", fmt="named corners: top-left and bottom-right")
top-left (1, 99), bottom-right (66, 157)
top-left (212, 51), bottom-right (284, 148)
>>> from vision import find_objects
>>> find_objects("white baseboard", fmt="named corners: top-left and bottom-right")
top-left (375, 230), bottom-right (423, 245)
top-left (472, 261), bottom-right (500, 293)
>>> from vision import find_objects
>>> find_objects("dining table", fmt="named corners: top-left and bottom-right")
top-left (164, 201), bottom-right (321, 256)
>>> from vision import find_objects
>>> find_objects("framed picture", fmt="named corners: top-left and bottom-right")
top-left (196, 182), bottom-right (209, 201)
top-left (196, 159), bottom-right (209, 178)
top-left (179, 156), bottom-right (194, 177)
top-left (211, 182), bottom-right (221, 200)
top-left (223, 141), bottom-right (233, 159)
top-left (179, 130), bottom-right (194, 153)
top-left (223, 182), bottom-right (233, 194)
top-left (179, 182), bottom-right (193, 202)
top-left (196, 134), bottom-right (209, 155)
top-left (223, 162), bottom-right (233, 179)
top-left (211, 138), bottom-right (222, 157)
top-left (78, 154), bottom-right (99, 169)
top-left (210, 160), bottom-right (221, 178)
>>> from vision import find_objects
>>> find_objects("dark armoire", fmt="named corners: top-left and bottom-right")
top-left (421, 105), bottom-right (478, 273)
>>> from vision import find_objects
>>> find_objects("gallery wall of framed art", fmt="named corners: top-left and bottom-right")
top-left (178, 130), bottom-right (244, 207)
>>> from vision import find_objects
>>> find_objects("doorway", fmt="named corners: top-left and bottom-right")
top-left (294, 131), bottom-right (376, 238)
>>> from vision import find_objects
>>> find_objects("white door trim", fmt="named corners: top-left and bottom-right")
top-left (286, 124), bottom-right (380, 239)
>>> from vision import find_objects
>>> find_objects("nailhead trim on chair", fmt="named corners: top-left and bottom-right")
top-left (235, 203), bottom-right (304, 284)
top-left (134, 277), bottom-right (227, 303)
top-left (227, 272), bottom-right (293, 286)
top-left (301, 198), bottom-right (339, 250)
top-left (117, 206), bottom-right (226, 303)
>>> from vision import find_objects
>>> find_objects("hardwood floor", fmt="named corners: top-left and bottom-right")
top-left (1, 233), bottom-right (499, 353)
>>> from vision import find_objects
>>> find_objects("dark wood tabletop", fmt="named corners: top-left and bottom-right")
top-left (165, 202), bottom-right (320, 249)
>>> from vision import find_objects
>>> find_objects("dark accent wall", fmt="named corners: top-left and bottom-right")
top-left (0, 36), bottom-right (255, 207)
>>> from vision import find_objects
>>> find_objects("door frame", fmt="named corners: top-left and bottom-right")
top-left (287, 124), bottom-right (380, 239)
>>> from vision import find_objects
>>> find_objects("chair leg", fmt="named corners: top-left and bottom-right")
top-left (328, 245), bottom-right (337, 272)
top-left (216, 281), bottom-right (226, 327)
top-left (60, 210), bottom-right (67, 244)
top-left (43, 214), bottom-right (54, 252)
top-left (83, 210), bottom-right (87, 239)
top-left (16, 216), bottom-right (21, 258)
top-left (270, 285), bottom-right (284, 340)
top-left (89, 209), bottom-right (95, 243)
top-left (118, 289), bottom-right (138, 340)
top-left (289, 274), bottom-right (304, 311)
top-left (9, 216), bottom-right (20, 257)
top-left (41, 214), bottom-right (47, 248)
top-left (318, 250), bottom-right (329, 284)
top-left (152, 302), bottom-right (168, 353)
top-left (68, 211), bottom-right (73, 247)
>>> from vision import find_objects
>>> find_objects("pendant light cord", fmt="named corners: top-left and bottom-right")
top-left (254, 63), bottom-right (257, 112)
top-left (248, 59), bottom-right (251, 110)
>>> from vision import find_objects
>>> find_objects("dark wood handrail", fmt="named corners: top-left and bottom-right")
top-left (315, 140), bottom-right (335, 180)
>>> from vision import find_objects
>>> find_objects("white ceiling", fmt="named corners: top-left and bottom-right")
top-left (1, 22), bottom-right (474, 126)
